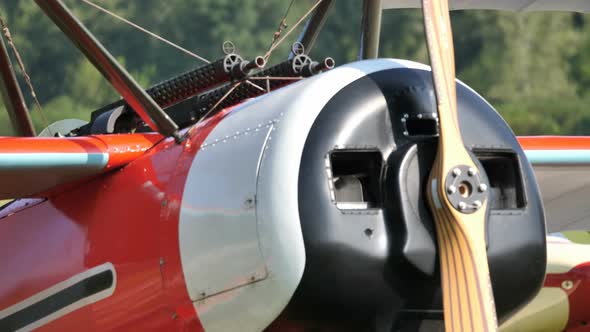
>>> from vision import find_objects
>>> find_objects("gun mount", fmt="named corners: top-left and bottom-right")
top-left (77, 49), bottom-right (333, 136)
top-left (76, 51), bottom-right (267, 135)
top-left (147, 54), bottom-right (266, 109)
top-left (194, 54), bottom-right (335, 119)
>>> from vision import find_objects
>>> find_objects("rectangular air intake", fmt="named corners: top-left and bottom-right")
top-left (475, 150), bottom-right (526, 210)
top-left (403, 113), bottom-right (439, 137)
top-left (329, 150), bottom-right (382, 209)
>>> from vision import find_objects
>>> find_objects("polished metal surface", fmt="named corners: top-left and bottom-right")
top-left (190, 59), bottom-right (439, 332)
top-left (444, 164), bottom-right (488, 213)
top-left (179, 125), bottom-right (272, 302)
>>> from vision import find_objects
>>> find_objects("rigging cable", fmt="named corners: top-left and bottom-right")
top-left (79, 0), bottom-right (210, 64)
top-left (201, 0), bottom-right (324, 121)
top-left (79, 0), bottom-right (324, 133)
top-left (0, 15), bottom-right (51, 135)
top-left (266, 0), bottom-right (296, 55)
top-left (184, 80), bottom-right (243, 141)
top-left (264, 0), bottom-right (323, 62)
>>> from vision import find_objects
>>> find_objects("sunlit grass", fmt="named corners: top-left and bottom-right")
top-left (562, 231), bottom-right (590, 244)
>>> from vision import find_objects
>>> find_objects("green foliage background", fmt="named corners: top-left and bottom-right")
top-left (0, 1), bottom-right (589, 136)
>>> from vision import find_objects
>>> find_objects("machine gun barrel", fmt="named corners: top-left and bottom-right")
top-left (301, 57), bottom-right (335, 77)
top-left (195, 56), bottom-right (335, 117)
top-left (85, 53), bottom-right (264, 131)
top-left (230, 56), bottom-right (266, 79)
top-left (80, 53), bottom-right (265, 136)
top-left (147, 54), bottom-right (264, 109)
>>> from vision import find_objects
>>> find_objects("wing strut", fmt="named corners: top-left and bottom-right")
top-left (35, 0), bottom-right (181, 142)
top-left (422, 0), bottom-right (498, 330)
top-left (0, 21), bottom-right (35, 137)
top-left (359, 0), bottom-right (382, 59)
top-left (289, 0), bottom-right (334, 59)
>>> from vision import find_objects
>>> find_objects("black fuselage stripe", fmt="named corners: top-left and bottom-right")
top-left (0, 270), bottom-right (113, 331)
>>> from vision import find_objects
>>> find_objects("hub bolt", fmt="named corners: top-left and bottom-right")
top-left (458, 201), bottom-right (467, 211)
top-left (447, 185), bottom-right (457, 194)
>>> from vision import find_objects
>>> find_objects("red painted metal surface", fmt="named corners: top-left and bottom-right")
top-left (0, 133), bottom-right (162, 169)
top-left (96, 134), bottom-right (163, 169)
top-left (3, 130), bottom-right (588, 330)
top-left (518, 136), bottom-right (590, 150)
top-left (545, 262), bottom-right (590, 331)
top-left (0, 112), bottom-right (229, 331)
top-left (0, 134), bottom-right (164, 199)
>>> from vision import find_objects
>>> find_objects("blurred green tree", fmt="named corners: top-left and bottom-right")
top-left (0, 2), bottom-right (588, 136)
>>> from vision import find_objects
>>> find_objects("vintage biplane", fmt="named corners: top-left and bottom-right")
top-left (0, 0), bottom-right (589, 331)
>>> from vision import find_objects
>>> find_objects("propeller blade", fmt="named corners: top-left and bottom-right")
top-left (421, 0), bottom-right (498, 331)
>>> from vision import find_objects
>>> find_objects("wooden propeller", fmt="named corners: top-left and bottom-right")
top-left (421, 0), bottom-right (498, 331)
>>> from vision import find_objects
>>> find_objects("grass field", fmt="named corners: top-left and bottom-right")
top-left (562, 230), bottom-right (590, 244)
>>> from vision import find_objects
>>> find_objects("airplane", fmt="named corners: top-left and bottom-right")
top-left (0, 0), bottom-right (589, 331)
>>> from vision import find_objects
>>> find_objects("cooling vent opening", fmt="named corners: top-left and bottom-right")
top-left (329, 150), bottom-right (383, 209)
top-left (405, 118), bottom-right (438, 136)
top-left (475, 150), bottom-right (526, 210)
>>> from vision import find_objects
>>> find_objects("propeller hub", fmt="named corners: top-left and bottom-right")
top-left (444, 164), bottom-right (488, 213)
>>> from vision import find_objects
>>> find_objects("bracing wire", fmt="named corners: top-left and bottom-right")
top-left (266, 0), bottom-right (296, 54)
top-left (79, 0), bottom-right (210, 64)
top-left (264, 0), bottom-right (323, 62)
top-left (80, 0), bottom-right (322, 129)
top-left (0, 15), bottom-right (52, 135)
top-left (200, 0), bottom-right (322, 119)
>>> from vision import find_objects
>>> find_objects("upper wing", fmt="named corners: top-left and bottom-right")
top-left (0, 134), bottom-right (162, 199)
top-left (383, 0), bottom-right (590, 13)
top-left (519, 136), bottom-right (590, 233)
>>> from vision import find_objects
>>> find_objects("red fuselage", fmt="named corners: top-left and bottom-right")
top-left (0, 112), bottom-right (227, 331)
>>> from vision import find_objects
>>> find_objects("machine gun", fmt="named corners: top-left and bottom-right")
top-left (78, 42), bottom-right (334, 135)
top-left (193, 53), bottom-right (335, 118)
top-left (79, 49), bottom-right (266, 135)
top-left (146, 54), bottom-right (266, 109)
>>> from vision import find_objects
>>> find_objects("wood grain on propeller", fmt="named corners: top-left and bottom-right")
top-left (421, 0), bottom-right (498, 331)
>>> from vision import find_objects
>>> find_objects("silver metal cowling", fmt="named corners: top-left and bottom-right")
top-left (178, 59), bottom-right (429, 332)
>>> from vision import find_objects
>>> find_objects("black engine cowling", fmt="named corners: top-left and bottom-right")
top-left (292, 67), bottom-right (546, 328)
